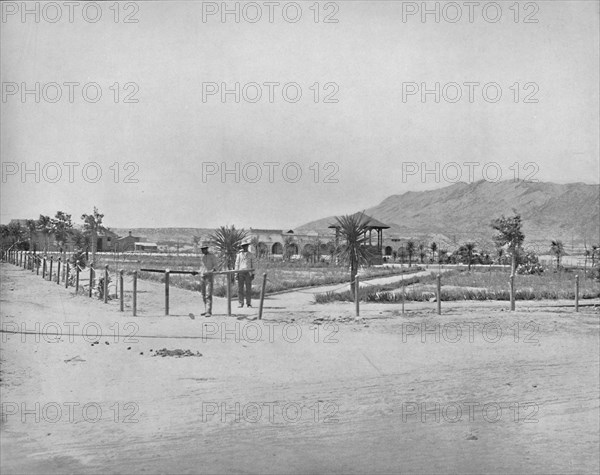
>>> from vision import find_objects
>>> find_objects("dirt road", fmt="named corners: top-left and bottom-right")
top-left (1, 263), bottom-right (599, 474)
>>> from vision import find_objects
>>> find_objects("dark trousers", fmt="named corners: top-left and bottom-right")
top-left (201, 275), bottom-right (213, 314)
top-left (238, 272), bottom-right (252, 305)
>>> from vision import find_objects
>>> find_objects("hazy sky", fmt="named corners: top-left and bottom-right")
top-left (1, 0), bottom-right (598, 229)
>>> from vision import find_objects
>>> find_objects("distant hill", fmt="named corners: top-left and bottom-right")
top-left (296, 180), bottom-right (600, 251)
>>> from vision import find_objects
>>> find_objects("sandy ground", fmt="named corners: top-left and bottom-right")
top-left (1, 262), bottom-right (599, 474)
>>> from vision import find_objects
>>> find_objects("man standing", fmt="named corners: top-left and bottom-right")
top-left (235, 238), bottom-right (255, 308)
top-left (199, 242), bottom-right (219, 317)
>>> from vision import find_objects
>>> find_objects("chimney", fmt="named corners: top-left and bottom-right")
top-left (129, 231), bottom-right (132, 236)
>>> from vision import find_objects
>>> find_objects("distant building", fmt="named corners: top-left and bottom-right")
top-left (134, 242), bottom-right (158, 252)
top-left (96, 229), bottom-right (118, 252)
top-left (115, 231), bottom-right (142, 252)
top-left (248, 228), bottom-right (334, 261)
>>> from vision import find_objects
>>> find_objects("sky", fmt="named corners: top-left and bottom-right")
top-left (1, 0), bottom-right (599, 230)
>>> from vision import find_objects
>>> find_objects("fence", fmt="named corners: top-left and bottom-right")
top-left (1, 250), bottom-right (269, 319)
top-left (0, 249), bottom-right (590, 318)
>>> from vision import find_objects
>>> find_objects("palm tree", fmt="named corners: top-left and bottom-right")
top-left (461, 242), bottom-right (477, 271)
top-left (37, 215), bottom-right (52, 252)
top-left (418, 242), bottom-right (426, 264)
top-left (81, 207), bottom-right (105, 265)
top-left (550, 240), bottom-right (564, 270)
top-left (406, 240), bottom-right (415, 267)
top-left (209, 225), bottom-right (247, 270)
top-left (430, 242), bottom-right (438, 263)
top-left (334, 213), bottom-right (372, 298)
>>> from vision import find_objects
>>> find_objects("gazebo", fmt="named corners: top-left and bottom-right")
top-left (328, 212), bottom-right (390, 265)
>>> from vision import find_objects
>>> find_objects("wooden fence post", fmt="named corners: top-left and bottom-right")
top-left (132, 270), bottom-right (137, 316)
top-left (36, 255), bottom-right (40, 275)
top-left (226, 273), bottom-right (232, 316)
top-left (401, 273), bottom-right (405, 314)
top-left (355, 274), bottom-right (360, 317)
top-left (258, 273), bottom-right (267, 320)
top-left (509, 274), bottom-right (516, 311)
top-left (49, 257), bottom-right (53, 281)
top-left (56, 258), bottom-right (61, 284)
top-left (119, 269), bottom-right (124, 312)
top-left (165, 269), bottom-right (170, 315)
top-left (65, 262), bottom-right (70, 288)
top-left (76, 266), bottom-right (80, 293)
top-left (575, 274), bottom-right (579, 312)
top-left (42, 257), bottom-right (46, 279)
top-left (104, 265), bottom-right (109, 303)
top-left (89, 266), bottom-right (93, 298)
top-left (436, 274), bottom-right (442, 315)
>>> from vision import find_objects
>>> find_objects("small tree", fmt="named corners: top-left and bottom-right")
top-left (6, 222), bottom-right (26, 249)
top-left (418, 242), bottom-right (426, 264)
top-left (406, 240), bottom-right (415, 267)
top-left (283, 236), bottom-right (297, 261)
top-left (550, 239), bottom-right (564, 270)
top-left (302, 244), bottom-right (314, 263)
top-left (459, 242), bottom-right (477, 271)
top-left (250, 236), bottom-right (261, 259)
top-left (51, 211), bottom-right (73, 256)
top-left (398, 246), bottom-right (407, 265)
top-left (36, 215), bottom-right (52, 252)
top-left (25, 219), bottom-right (37, 251)
top-left (491, 214), bottom-right (525, 275)
top-left (438, 249), bottom-right (448, 264)
top-left (81, 207), bottom-right (105, 265)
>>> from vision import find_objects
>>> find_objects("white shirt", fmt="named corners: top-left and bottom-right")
top-left (235, 251), bottom-right (255, 271)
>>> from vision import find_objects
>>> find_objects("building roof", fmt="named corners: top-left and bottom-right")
top-left (250, 229), bottom-right (284, 234)
top-left (116, 234), bottom-right (140, 241)
top-left (98, 229), bottom-right (118, 237)
top-left (328, 212), bottom-right (390, 230)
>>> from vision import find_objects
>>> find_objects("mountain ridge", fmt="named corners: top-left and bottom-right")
top-left (296, 180), bottom-right (600, 248)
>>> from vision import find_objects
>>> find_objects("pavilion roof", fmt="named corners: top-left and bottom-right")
top-left (328, 212), bottom-right (390, 230)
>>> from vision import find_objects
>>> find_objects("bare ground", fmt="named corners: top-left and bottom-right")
top-left (1, 263), bottom-right (599, 474)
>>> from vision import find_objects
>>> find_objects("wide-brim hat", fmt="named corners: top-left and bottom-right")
top-left (241, 238), bottom-right (252, 246)
top-left (200, 241), bottom-right (211, 249)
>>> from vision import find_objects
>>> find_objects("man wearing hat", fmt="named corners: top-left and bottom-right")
top-left (235, 238), bottom-right (255, 308)
top-left (199, 242), bottom-right (219, 317)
